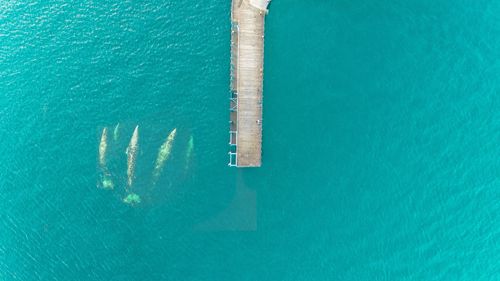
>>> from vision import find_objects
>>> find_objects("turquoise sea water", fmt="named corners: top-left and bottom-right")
top-left (1, 0), bottom-right (500, 280)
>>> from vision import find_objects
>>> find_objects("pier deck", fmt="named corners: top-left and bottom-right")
top-left (229, 0), bottom-right (270, 167)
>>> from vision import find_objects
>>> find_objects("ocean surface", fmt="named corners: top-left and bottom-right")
top-left (1, 0), bottom-right (500, 280)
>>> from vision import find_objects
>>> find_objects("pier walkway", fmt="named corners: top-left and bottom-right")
top-left (229, 0), bottom-right (270, 167)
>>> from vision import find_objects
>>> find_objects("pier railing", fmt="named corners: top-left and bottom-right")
top-left (228, 16), bottom-right (240, 166)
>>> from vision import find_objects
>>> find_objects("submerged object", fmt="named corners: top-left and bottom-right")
top-left (123, 193), bottom-right (141, 205)
top-left (184, 135), bottom-right (194, 171)
top-left (102, 174), bottom-right (114, 189)
top-left (113, 123), bottom-right (120, 141)
top-left (152, 128), bottom-right (177, 183)
top-left (126, 125), bottom-right (139, 187)
top-left (98, 127), bottom-right (114, 189)
top-left (98, 127), bottom-right (108, 167)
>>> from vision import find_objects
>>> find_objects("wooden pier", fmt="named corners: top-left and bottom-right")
top-left (229, 0), bottom-right (271, 167)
